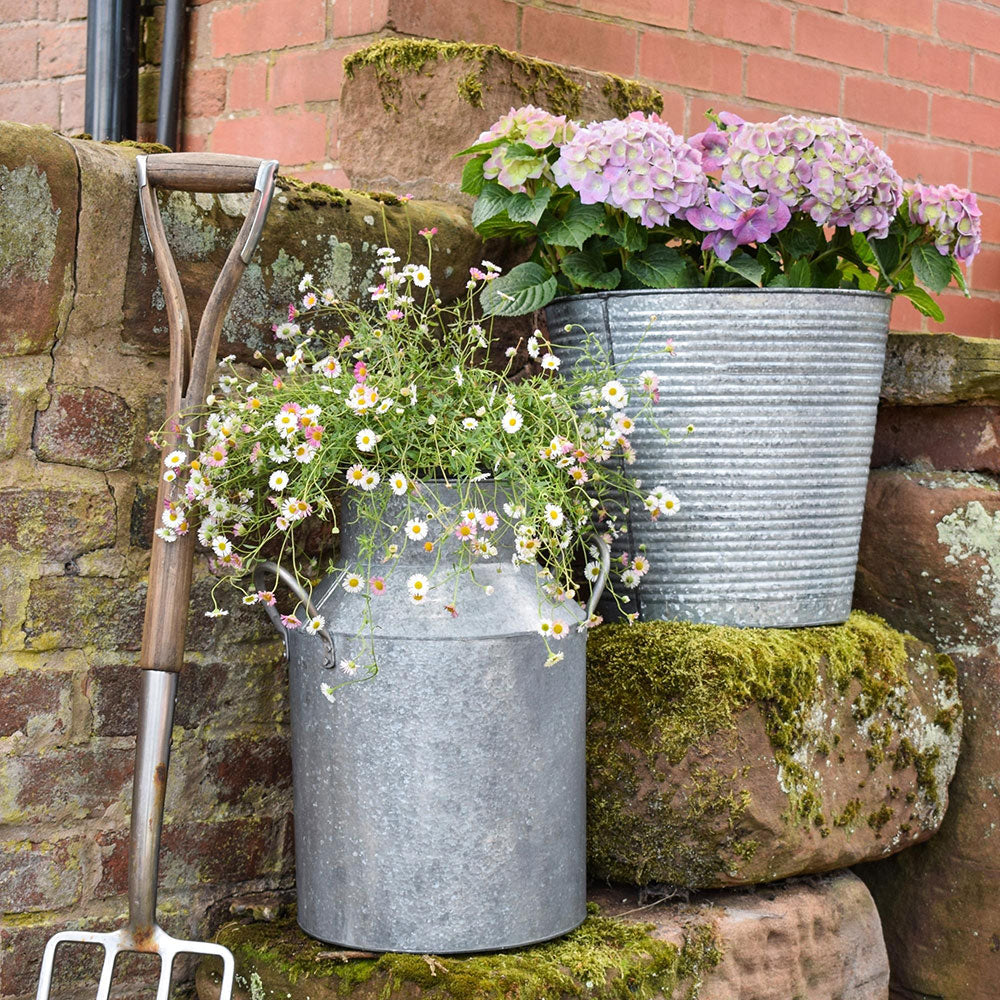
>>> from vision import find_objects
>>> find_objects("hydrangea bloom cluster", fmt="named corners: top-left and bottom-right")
top-left (478, 104), bottom-right (575, 191)
top-left (689, 114), bottom-right (904, 247)
top-left (552, 112), bottom-right (708, 228)
top-left (907, 182), bottom-right (982, 262)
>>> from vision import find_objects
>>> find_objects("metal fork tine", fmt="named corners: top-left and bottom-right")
top-left (154, 949), bottom-right (174, 1000)
top-left (94, 944), bottom-right (118, 1000)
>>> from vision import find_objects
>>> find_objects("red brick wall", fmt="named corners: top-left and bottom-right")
top-left (2, 0), bottom-right (998, 335)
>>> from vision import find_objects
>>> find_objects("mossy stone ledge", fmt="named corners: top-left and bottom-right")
top-left (195, 874), bottom-right (888, 1000)
top-left (338, 38), bottom-right (664, 203)
top-left (586, 611), bottom-right (962, 888)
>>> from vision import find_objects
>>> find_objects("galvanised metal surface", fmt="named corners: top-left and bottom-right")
top-left (277, 482), bottom-right (588, 953)
top-left (546, 288), bottom-right (890, 628)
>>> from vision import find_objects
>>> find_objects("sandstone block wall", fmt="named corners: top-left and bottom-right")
top-left (0, 120), bottom-right (487, 997)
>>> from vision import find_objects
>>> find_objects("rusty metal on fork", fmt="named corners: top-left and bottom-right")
top-left (34, 151), bottom-right (279, 1000)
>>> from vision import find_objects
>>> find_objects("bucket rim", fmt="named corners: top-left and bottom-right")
top-left (547, 286), bottom-right (892, 308)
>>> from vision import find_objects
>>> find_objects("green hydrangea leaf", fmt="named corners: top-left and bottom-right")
top-left (480, 262), bottom-right (558, 316)
top-left (624, 244), bottom-right (693, 288)
top-left (867, 234), bottom-right (901, 283)
top-left (460, 156), bottom-right (486, 197)
top-left (911, 242), bottom-right (954, 295)
top-left (606, 215), bottom-right (649, 253)
top-left (950, 256), bottom-right (970, 295)
top-left (471, 182), bottom-right (512, 228)
top-left (506, 187), bottom-right (553, 225)
top-left (561, 249), bottom-right (621, 290)
top-left (898, 284), bottom-right (945, 322)
top-left (719, 252), bottom-right (764, 287)
top-left (537, 202), bottom-right (606, 251)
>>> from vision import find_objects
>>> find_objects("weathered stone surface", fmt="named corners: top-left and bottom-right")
top-left (33, 384), bottom-right (139, 470)
top-left (872, 403), bottom-right (1000, 473)
top-left (121, 179), bottom-right (493, 363)
top-left (854, 466), bottom-right (1000, 999)
top-left (0, 123), bottom-right (78, 358)
top-left (0, 470), bottom-right (117, 562)
top-left (881, 332), bottom-right (1000, 405)
top-left (340, 39), bottom-right (664, 203)
top-left (195, 873), bottom-right (888, 1000)
top-left (855, 470), bottom-right (1000, 650)
top-left (0, 838), bottom-right (83, 912)
top-left (0, 354), bottom-right (51, 461)
top-left (586, 612), bottom-right (960, 889)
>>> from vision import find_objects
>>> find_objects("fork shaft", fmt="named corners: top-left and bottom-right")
top-left (128, 670), bottom-right (177, 936)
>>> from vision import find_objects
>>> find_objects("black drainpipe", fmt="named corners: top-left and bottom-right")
top-left (156, 0), bottom-right (187, 150)
top-left (84, 0), bottom-right (140, 141)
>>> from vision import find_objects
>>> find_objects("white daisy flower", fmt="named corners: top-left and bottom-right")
top-left (321, 682), bottom-right (336, 703)
top-left (550, 620), bottom-right (569, 640)
top-left (544, 504), bottom-right (564, 528)
top-left (621, 568), bottom-right (641, 588)
top-left (163, 470), bottom-right (176, 483)
top-left (540, 352), bottom-right (560, 371)
top-left (360, 470), bottom-right (380, 491)
top-left (268, 444), bottom-right (291, 463)
top-left (527, 335), bottom-right (540, 359)
top-left (356, 428), bottom-right (377, 452)
top-left (407, 573), bottom-right (429, 597)
top-left (339, 658), bottom-right (359, 677)
top-left (538, 619), bottom-right (553, 636)
top-left (411, 264), bottom-right (431, 287)
top-left (346, 463), bottom-right (366, 487)
top-left (462, 417), bottom-right (479, 430)
top-left (631, 555), bottom-right (651, 576)
top-left (404, 519), bottom-right (428, 540)
top-left (305, 615), bottom-right (326, 635)
top-left (163, 450), bottom-right (186, 469)
top-left (269, 470), bottom-right (289, 491)
top-left (162, 507), bottom-right (186, 530)
top-left (212, 536), bottom-right (232, 557)
top-left (293, 442), bottom-right (315, 464)
top-left (274, 410), bottom-right (298, 437)
top-left (502, 409), bottom-right (523, 434)
top-left (584, 561), bottom-right (602, 582)
top-left (342, 573), bottom-right (365, 593)
top-left (388, 472), bottom-right (408, 496)
top-left (601, 380), bottom-right (628, 408)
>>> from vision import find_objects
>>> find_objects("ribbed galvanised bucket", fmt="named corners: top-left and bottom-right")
top-left (546, 288), bottom-right (890, 628)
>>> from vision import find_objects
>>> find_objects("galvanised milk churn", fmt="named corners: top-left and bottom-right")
top-left (259, 482), bottom-right (606, 953)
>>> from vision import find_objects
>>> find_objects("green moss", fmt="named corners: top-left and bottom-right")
top-left (867, 804), bottom-right (894, 833)
top-left (342, 38), bottom-right (657, 121)
top-left (934, 705), bottom-right (961, 734)
top-left (110, 138), bottom-right (172, 153)
top-left (601, 75), bottom-right (664, 118)
top-left (935, 653), bottom-right (958, 682)
top-left (587, 611), bottom-right (911, 884)
top-left (217, 904), bottom-right (721, 999)
top-left (278, 176), bottom-right (350, 208)
top-left (892, 738), bottom-right (942, 806)
top-left (834, 798), bottom-right (863, 829)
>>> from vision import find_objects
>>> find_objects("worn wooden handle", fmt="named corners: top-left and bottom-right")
top-left (144, 152), bottom-right (264, 192)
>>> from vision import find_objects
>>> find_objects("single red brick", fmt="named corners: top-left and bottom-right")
top-left (205, 734), bottom-right (292, 807)
top-left (888, 35), bottom-right (970, 94)
top-left (844, 76), bottom-right (929, 133)
top-left (37, 22), bottom-right (85, 78)
top-left (0, 79), bottom-right (60, 126)
top-left (973, 151), bottom-right (1000, 200)
top-left (0, 26), bottom-right (39, 83)
top-left (228, 59), bottom-right (268, 111)
top-left (693, 0), bottom-right (791, 48)
top-left (0, 485), bottom-right (117, 561)
top-left (385, 0), bottom-right (518, 47)
top-left (885, 136), bottom-right (970, 186)
top-left (59, 74), bottom-right (84, 132)
top-left (746, 54), bottom-right (840, 114)
top-left (521, 7), bottom-right (637, 77)
top-left (272, 45), bottom-right (357, 107)
top-left (973, 53), bottom-right (1000, 102)
top-left (0, 668), bottom-right (72, 739)
top-left (183, 65), bottom-right (226, 118)
top-left (932, 94), bottom-right (1000, 145)
top-left (35, 0), bottom-right (57, 16)
top-left (211, 109), bottom-right (328, 166)
top-left (33, 385), bottom-right (138, 470)
top-left (333, 0), bottom-right (390, 37)
top-left (211, 0), bottom-right (326, 58)
top-left (972, 249), bottom-right (1000, 293)
top-left (938, 1), bottom-right (1000, 56)
top-left (934, 292), bottom-right (1000, 339)
top-left (57, 0), bottom-right (87, 17)
top-left (583, 0), bottom-right (687, 29)
top-left (978, 197), bottom-right (1000, 243)
top-left (0, 0), bottom-right (38, 17)
top-left (0, 839), bottom-right (82, 912)
top-left (639, 34), bottom-right (742, 94)
top-left (4, 747), bottom-right (134, 824)
top-left (795, 10), bottom-right (884, 72)
top-left (795, 0), bottom-right (844, 9)
top-left (846, 0), bottom-right (934, 34)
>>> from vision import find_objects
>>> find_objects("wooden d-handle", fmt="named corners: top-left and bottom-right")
top-left (142, 151), bottom-right (269, 192)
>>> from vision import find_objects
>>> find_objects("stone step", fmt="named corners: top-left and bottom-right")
top-left (195, 872), bottom-right (888, 1000)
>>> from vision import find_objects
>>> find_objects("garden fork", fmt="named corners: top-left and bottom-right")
top-left (35, 151), bottom-right (279, 1000)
